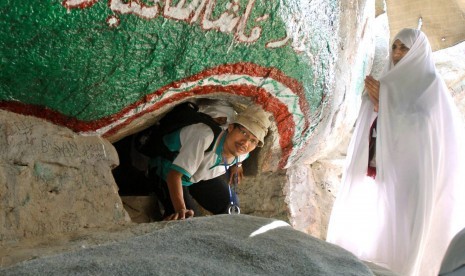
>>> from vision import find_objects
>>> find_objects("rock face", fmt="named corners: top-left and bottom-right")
top-left (281, 0), bottom-right (379, 238)
top-left (434, 41), bottom-right (465, 117)
top-left (1, 0), bottom-right (463, 245)
top-left (0, 110), bottom-right (130, 242)
top-left (0, 0), bottom-right (377, 241)
top-left (386, 0), bottom-right (465, 51)
top-left (0, 215), bottom-right (382, 276)
top-left (0, 0), bottom-right (348, 170)
top-left (0, 1), bottom-right (462, 272)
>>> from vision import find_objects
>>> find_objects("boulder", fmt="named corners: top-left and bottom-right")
top-left (0, 110), bottom-right (130, 242)
top-left (0, 215), bottom-right (393, 275)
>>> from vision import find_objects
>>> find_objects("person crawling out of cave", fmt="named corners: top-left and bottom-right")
top-left (146, 101), bottom-right (271, 221)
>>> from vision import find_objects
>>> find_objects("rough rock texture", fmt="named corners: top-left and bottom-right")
top-left (0, 110), bottom-right (130, 242)
top-left (0, 0), bottom-right (461, 274)
top-left (286, 160), bottom-right (345, 239)
top-left (0, 0), bottom-right (344, 170)
top-left (103, 0), bottom-right (380, 240)
top-left (434, 41), bottom-right (465, 117)
top-left (239, 171), bottom-right (288, 221)
top-left (0, 215), bottom-right (393, 275)
top-left (0, 0), bottom-right (378, 242)
top-left (295, 0), bottom-right (375, 165)
top-left (225, 0), bottom-right (378, 239)
top-left (282, 0), bottom-right (378, 238)
top-left (386, 0), bottom-right (465, 51)
top-left (0, 0), bottom-right (380, 244)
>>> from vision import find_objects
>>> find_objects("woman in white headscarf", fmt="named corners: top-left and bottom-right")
top-left (326, 28), bottom-right (465, 276)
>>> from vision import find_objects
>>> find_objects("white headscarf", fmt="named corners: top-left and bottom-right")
top-left (327, 28), bottom-right (465, 276)
top-left (393, 28), bottom-right (420, 49)
top-left (198, 101), bottom-right (236, 128)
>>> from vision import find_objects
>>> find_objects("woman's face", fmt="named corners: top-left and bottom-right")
top-left (391, 39), bottom-right (410, 65)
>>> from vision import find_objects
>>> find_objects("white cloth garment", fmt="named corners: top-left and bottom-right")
top-left (326, 28), bottom-right (465, 276)
top-left (198, 101), bottom-right (236, 128)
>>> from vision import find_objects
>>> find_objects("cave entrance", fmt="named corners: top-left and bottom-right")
top-left (112, 134), bottom-right (163, 222)
top-left (111, 99), bottom-right (261, 223)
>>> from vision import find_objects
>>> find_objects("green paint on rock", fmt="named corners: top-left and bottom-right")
top-left (0, 0), bottom-right (338, 121)
top-left (33, 162), bottom-right (54, 182)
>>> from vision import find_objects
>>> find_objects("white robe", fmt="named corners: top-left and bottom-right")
top-left (327, 29), bottom-right (465, 276)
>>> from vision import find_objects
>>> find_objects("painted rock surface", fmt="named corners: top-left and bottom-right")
top-left (0, 0), bottom-right (339, 168)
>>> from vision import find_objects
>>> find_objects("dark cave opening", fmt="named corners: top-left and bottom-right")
top-left (112, 134), bottom-right (155, 197)
top-left (112, 133), bottom-right (164, 222)
top-left (110, 100), bottom-right (264, 222)
top-left (112, 128), bottom-right (262, 222)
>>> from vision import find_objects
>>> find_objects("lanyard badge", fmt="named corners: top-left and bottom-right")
top-left (228, 182), bottom-right (240, 214)
top-left (224, 159), bottom-right (240, 215)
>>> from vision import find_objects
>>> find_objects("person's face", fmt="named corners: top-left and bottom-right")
top-left (391, 39), bottom-right (410, 65)
top-left (224, 124), bottom-right (259, 157)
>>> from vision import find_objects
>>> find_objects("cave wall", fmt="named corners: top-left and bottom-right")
top-left (0, 0), bottom-right (376, 241)
top-left (386, 0), bottom-right (465, 51)
top-left (284, 0), bottom-right (377, 238)
top-left (0, 0), bottom-right (345, 170)
top-left (0, 110), bottom-right (129, 242)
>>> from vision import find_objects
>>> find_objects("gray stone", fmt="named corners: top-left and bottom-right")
top-left (0, 215), bottom-right (378, 276)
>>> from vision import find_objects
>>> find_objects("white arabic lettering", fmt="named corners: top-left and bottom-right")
top-left (266, 35), bottom-right (290, 48)
top-left (62, 0), bottom-right (289, 49)
top-left (109, 0), bottom-right (160, 19)
top-left (164, 0), bottom-right (201, 20)
top-left (234, 0), bottom-right (260, 42)
top-left (201, 0), bottom-right (240, 33)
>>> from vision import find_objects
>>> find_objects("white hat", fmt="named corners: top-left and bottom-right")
top-left (233, 105), bottom-right (271, 147)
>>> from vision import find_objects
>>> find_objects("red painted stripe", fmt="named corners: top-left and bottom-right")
top-left (117, 62), bottom-right (310, 136)
top-left (62, 0), bottom-right (98, 9)
top-left (103, 84), bottom-right (295, 167)
top-left (0, 63), bottom-right (311, 167)
top-left (0, 101), bottom-right (99, 132)
top-left (165, 62), bottom-right (311, 131)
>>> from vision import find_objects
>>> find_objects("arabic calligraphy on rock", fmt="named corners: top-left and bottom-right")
top-left (62, 0), bottom-right (291, 49)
